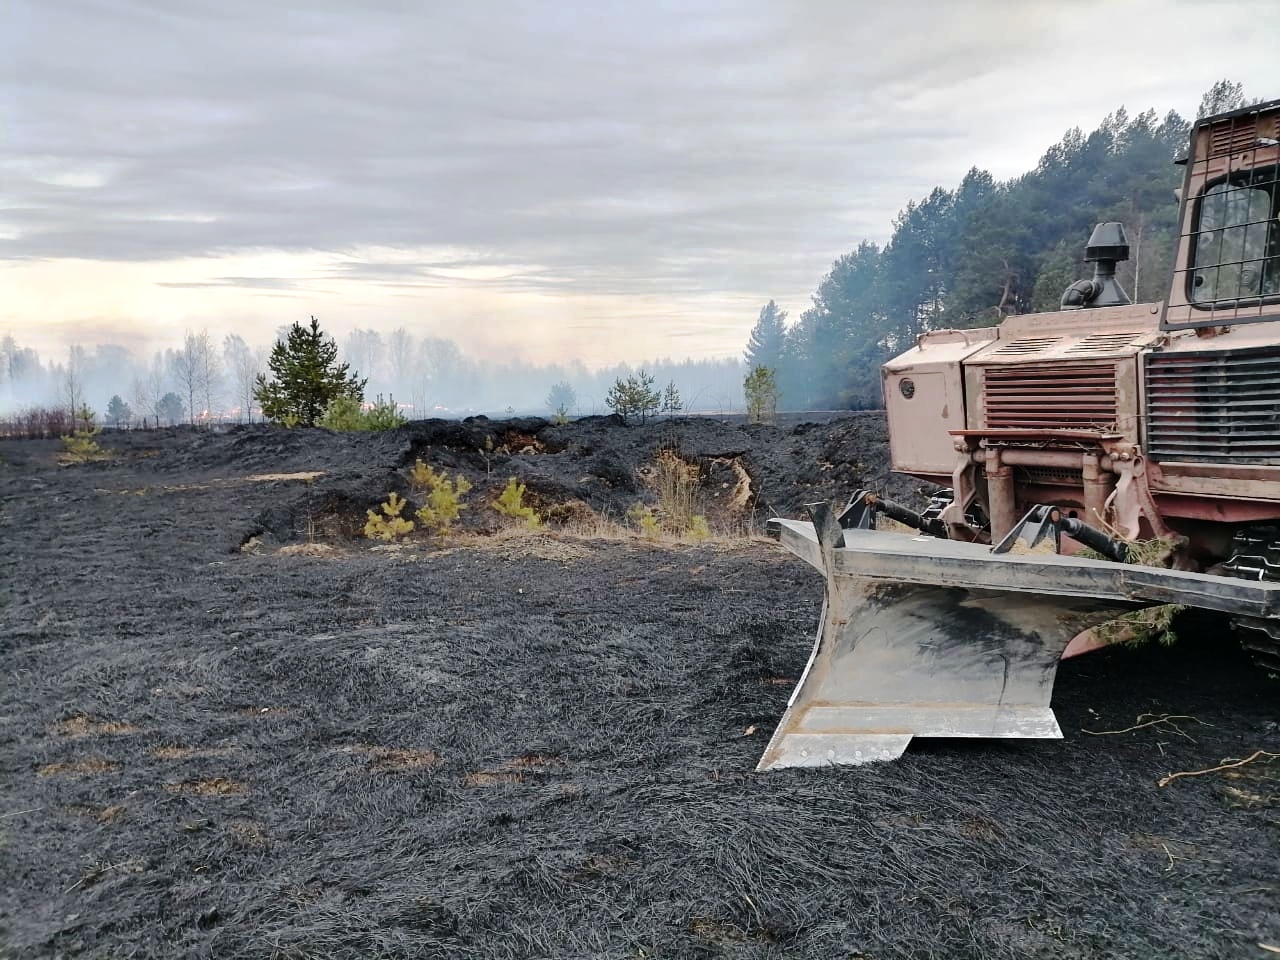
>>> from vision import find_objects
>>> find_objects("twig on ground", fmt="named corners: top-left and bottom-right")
top-left (1084, 713), bottom-right (1207, 742)
top-left (1, 806), bottom-right (43, 819)
top-left (1158, 750), bottom-right (1280, 788)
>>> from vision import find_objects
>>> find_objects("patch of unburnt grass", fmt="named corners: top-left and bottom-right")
top-left (65, 803), bottom-right (127, 824)
top-left (227, 819), bottom-right (269, 848)
top-left (688, 916), bottom-right (775, 947)
top-left (165, 777), bottom-right (246, 797)
top-left (276, 542), bottom-right (340, 558)
top-left (37, 758), bottom-right (120, 777)
top-left (150, 744), bottom-right (240, 761)
top-left (1219, 754), bottom-right (1280, 810)
top-left (150, 683), bottom-right (207, 699)
top-left (564, 850), bottom-right (635, 882)
top-left (51, 715), bottom-right (139, 738)
top-left (336, 744), bottom-right (443, 772)
top-left (463, 752), bottom-right (563, 787)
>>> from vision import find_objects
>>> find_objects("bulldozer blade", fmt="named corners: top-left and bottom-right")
top-left (759, 509), bottom-right (1280, 772)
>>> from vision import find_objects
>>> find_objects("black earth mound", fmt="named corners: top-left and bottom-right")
top-left (0, 415), bottom-right (1276, 959)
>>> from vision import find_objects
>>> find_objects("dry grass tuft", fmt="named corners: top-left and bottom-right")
top-left (652, 449), bottom-right (700, 529)
top-left (245, 471), bottom-right (326, 483)
top-left (65, 803), bottom-right (128, 824)
top-left (507, 752), bottom-right (563, 769)
top-left (52, 715), bottom-right (139, 738)
top-left (37, 757), bottom-right (120, 777)
top-left (228, 819), bottom-right (269, 847)
top-left (462, 770), bottom-right (524, 788)
top-left (166, 777), bottom-right (246, 797)
top-left (688, 916), bottom-right (770, 946)
top-left (463, 752), bottom-right (562, 787)
top-left (958, 816), bottom-right (1006, 841)
top-left (150, 744), bottom-right (239, 761)
top-left (68, 856), bottom-right (147, 892)
top-left (150, 684), bottom-right (207, 699)
top-left (277, 542), bottom-right (339, 558)
top-left (338, 744), bottom-right (443, 772)
top-left (475, 528), bottom-right (592, 562)
top-left (1219, 755), bottom-right (1279, 809)
top-left (567, 851), bottom-right (631, 879)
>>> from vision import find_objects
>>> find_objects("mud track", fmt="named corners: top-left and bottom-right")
top-left (1, 416), bottom-right (1277, 959)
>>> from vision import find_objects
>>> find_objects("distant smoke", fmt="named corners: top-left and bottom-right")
top-left (0, 327), bottom-right (746, 423)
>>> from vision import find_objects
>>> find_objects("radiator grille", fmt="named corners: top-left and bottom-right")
top-left (982, 362), bottom-right (1118, 429)
top-left (1145, 347), bottom-right (1280, 464)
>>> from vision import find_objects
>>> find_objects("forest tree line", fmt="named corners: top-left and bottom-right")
top-left (0, 327), bottom-right (746, 427)
top-left (743, 81), bottom-right (1267, 410)
top-left (3, 83), bottom-right (1269, 424)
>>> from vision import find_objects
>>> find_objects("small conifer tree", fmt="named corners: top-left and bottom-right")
top-left (661, 381), bottom-right (682, 415)
top-left (494, 477), bottom-right (542, 528)
top-left (606, 370), bottom-right (662, 424)
top-left (255, 316), bottom-right (366, 426)
top-left (362, 394), bottom-right (406, 430)
top-left (409, 459), bottom-right (472, 535)
top-left (627, 503), bottom-right (660, 538)
top-left (744, 366), bottom-right (780, 424)
top-left (364, 492), bottom-right (414, 541)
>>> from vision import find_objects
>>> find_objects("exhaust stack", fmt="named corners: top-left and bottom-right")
top-left (1060, 221), bottom-right (1131, 309)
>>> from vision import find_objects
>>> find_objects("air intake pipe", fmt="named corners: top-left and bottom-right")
top-left (1060, 222), bottom-right (1132, 309)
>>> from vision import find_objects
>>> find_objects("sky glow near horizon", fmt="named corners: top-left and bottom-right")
top-left (3, 0), bottom-right (1278, 367)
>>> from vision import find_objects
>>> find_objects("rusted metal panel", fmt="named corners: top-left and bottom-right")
top-left (883, 328), bottom-right (995, 477)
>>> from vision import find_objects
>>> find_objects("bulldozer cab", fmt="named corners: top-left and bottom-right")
top-left (1164, 99), bottom-right (1280, 329)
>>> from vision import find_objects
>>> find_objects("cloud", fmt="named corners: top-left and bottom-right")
top-left (156, 276), bottom-right (300, 289)
top-left (3, 0), bottom-right (1277, 362)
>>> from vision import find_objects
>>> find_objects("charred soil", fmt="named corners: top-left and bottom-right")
top-left (0, 415), bottom-right (1276, 959)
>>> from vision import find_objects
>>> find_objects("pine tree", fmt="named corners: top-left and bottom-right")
top-left (744, 366), bottom-right (779, 424)
top-left (605, 369), bottom-right (661, 424)
top-left (661, 381), bottom-right (682, 415)
top-left (106, 394), bottom-right (132, 427)
top-left (1029, 241), bottom-right (1080, 312)
top-left (546, 381), bottom-right (576, 420)
top-left (157, 392), bottom-right (185, 425)
top-left (744, 300), bottom-right (788, 370)
top-left (254, 316), bottom-right (366, 426)
top-left (1197, 80), bottom-right (1248, 119)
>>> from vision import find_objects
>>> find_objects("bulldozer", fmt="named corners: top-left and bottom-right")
top-left (760, 98), bottom-right (1280, 770)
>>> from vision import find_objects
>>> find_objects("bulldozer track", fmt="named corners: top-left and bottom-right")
top-left (1222, 526), bottom-right (1280, 674)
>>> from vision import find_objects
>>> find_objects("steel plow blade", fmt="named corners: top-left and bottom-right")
top-left (758, 506), bottom-right (1280, 772)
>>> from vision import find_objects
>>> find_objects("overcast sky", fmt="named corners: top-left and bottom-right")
top-left (3, 0), bottom-right (1277, 366)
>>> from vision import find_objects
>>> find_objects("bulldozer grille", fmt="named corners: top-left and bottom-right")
top-left (982, 362), bottom-right (1117, 429)
top-left (1145, 346), bottom-right (1280, 464)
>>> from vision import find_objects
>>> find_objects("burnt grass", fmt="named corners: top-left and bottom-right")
top-left (1, 414), bottom-right (1277, 960)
